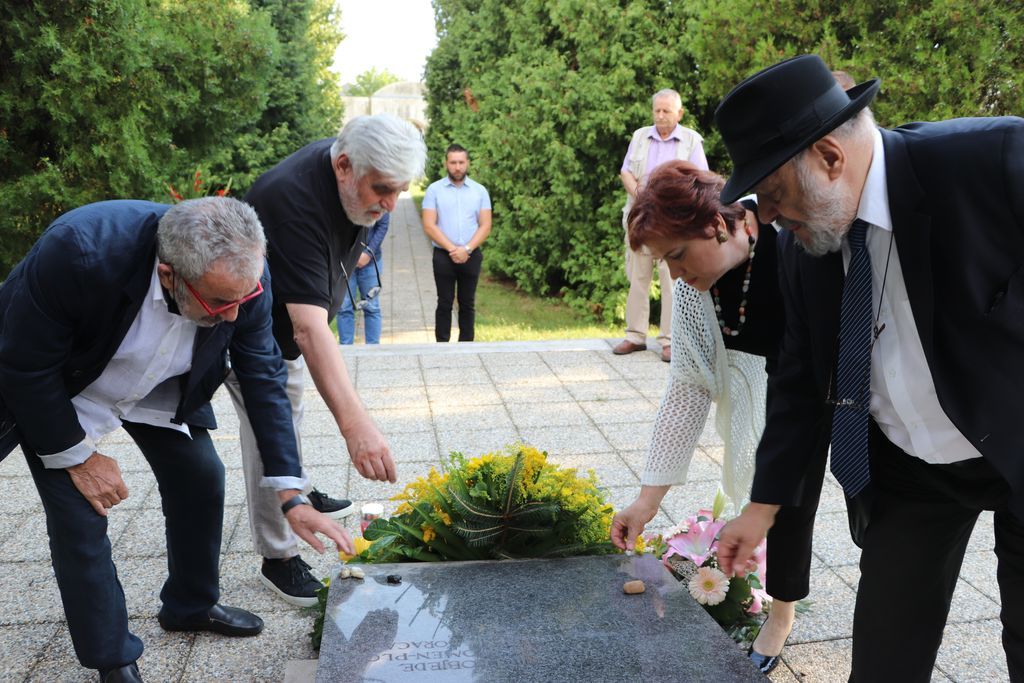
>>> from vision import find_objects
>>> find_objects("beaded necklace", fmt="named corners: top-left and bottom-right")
top-left (712, 219), bottom-right (756, 337)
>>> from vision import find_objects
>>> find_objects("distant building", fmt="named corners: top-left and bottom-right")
top-left (341, 81), bottom-right (427, 130)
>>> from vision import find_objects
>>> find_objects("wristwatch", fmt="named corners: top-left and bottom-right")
top-left (280, 493), bottom-right (311, 515)
top-left (464, 245), bottom-right (473, 255)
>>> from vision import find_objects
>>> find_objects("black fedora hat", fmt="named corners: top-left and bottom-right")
top-left (715, 54), bottom-right (880, 204)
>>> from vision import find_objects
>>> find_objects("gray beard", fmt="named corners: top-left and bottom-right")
top-left (787, 160), bottom-right (857, 256)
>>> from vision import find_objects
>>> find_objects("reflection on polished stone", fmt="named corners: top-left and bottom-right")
top-left (316, 554), bottom-right (762, 682)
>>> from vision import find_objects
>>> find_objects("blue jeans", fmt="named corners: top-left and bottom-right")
top-left (336, 258), bottom-right (382, 344)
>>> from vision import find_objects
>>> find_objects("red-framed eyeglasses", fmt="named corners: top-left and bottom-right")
top-left (181, 277), bottom-right (264, 317)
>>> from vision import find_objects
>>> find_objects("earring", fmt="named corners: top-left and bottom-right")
top-left (716, 231), bottom-right (729, 244)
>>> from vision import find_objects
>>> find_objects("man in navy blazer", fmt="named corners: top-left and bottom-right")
top-left (0, 198), bottom-right (352, 682)
top-left (712, 56), bottom-right (1024, 680)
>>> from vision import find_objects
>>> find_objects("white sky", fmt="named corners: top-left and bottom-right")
top-left (332, 0), bottom-right (438, 85)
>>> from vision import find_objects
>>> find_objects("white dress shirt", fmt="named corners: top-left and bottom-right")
top-left (40, 260), bottom-right (198, 469)
top-left (842, 128), bottom-right (982, 464)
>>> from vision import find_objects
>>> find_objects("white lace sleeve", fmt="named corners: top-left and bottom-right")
top-left (641, 279), bottom-right (719, 486)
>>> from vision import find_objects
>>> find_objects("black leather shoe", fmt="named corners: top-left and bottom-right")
top-left (747, 644), bottom-right (781, 674)
top-left (99, 662), bottom-right (143, 683)
top-left (158, 604), bottom-right (264, 637)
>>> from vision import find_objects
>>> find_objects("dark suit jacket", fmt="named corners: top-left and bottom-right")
top-left (0, 200), bottom-right (301, 478)
top-left (750, 117), bottom-right (1024, 516)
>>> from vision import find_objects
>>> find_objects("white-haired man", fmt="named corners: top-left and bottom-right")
top-left (615, 88), bottom-right (709, 362)
top-left (232, 114), bottom-right (426, 606)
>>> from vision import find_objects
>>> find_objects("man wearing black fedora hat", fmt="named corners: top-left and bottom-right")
top-left (712, 54), bottom-right (1024, 680)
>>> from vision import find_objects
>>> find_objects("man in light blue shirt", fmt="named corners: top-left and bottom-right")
top-left (422, 144), bottom-right (492, 341)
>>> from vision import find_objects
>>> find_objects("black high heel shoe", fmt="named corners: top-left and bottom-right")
top-left (747, 643), bottom-right (782, 674)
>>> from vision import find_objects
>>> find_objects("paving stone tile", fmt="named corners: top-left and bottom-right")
top-left (0, 451), bottom-right (30, 477)
top-left (357, 386), bottom-right (429, 410)
top-left (549, 363), bottom-right (624, 383)
top-left (356, 368), bottom-right (425, 390)
top-left (542, 350), bottom-right (616, 368)
top-left (517, 424), bottom-right (612, 455)
top-left (435, 427), bottom-right (522, 459)
top-left (811, 511), bottom-right (863, 567)
top-left (298, 408), bottom-right (348, 437)
top-left (423, 383), bottom-right (503, 407)
top-left (357, 354), bottom-right (420, 371)
top-left (417, 353), bottom-right (483, 369)
top-left (479, 351), bottom-right (545, 367)
top-left (958, 550), bottom-right (1000, 604)
top-left (0, 622), bottom-right (58, 679)
top-left (598, 420), bottom-right (656, 451)
top-left (787, 567), bottom-right (856, 643)
top-left (968, 511), bottom-right (996, 553)
top-left (427, 402), bottom-right (514, 430)
top-left (935, 618), bottom-right (1008, 682)
top-left (116, 504), bottom-right (240, 559)
top-left (628, 377), bottom-right (671, 400)
top-left (290, 435), bottom-right (347, 468)
top-left (344, 475), bottom-right (410, 504)
top-left (507, 401), bottom-right (590, 428)
top-left (780, 638), bottom-right (852, 682)
top-left (1, 477), bottom-right (44, 515)
top-left (300, 465), bottom-right (350, 499)
top-left (384, 431), bottom-right (440, 464)
top-left (495, 383), bottom-right (575, 405)
top-left (544, 452), bottom-right (639, 488)
top-left (564, 380), bottom-right (644, 402)
top-left (362, 407), bottom-right (435, 434)
top-left (184, 609), bottom-right (317, 682)
top-left (0, 514), bottom-right (23, 548)
top-left (579, 398), bottom-right (655, 425)
top-left (660, 479), bottom-right (729, 523)
top-left (0, 561), bottom-right (64, 624)
top-left (483, 363), bottom-right (559, 385)
top-left (421, 366), bottom-right (492, 386)
top-left (31, 617), bottom-right (191, 682)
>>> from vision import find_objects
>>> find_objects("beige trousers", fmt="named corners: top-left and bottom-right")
top-left (623, 216), bottom-right (672, 346)
top-left (225, 357), bottom-right (308, 559)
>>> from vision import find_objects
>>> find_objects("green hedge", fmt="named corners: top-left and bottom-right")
top-left (424, 0), bottom-right (1023, 322)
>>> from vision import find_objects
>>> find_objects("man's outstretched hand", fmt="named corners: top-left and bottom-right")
top-left (284, 503), bottom-right (354, 556)
top-left (717, 502), bottom-right (780, 576)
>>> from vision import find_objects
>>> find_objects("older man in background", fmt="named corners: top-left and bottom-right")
top-left (615, 89), bottom-right (709, 362)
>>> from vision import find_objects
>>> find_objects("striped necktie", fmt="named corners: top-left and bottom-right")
top-left (829, 219), bottom-right (873, 497)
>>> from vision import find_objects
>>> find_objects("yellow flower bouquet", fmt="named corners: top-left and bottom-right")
top-left (352, 444), bottom-right (616, 563)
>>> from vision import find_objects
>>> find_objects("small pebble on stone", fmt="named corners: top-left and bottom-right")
top-left (350, 567), bottom-right (365, 579)
top-left (338, 567), bottom-right (351, 579)
top-left (623, 580), bottom-right (645, 594)
top-left (386, 574), bottom-right (402, 585)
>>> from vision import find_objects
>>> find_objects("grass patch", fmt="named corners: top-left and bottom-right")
top-left (473, 273), bottom-right (625, 341)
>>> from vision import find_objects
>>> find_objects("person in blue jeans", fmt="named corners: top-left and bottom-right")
top-left (337, 212), bottom-right (389, 344)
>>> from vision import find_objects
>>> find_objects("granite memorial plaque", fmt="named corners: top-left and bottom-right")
top-left (316, 554), bottom-right (764, 682)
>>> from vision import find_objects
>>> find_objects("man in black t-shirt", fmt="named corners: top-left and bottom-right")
top-left (226, 114), bottom-right (426, 606)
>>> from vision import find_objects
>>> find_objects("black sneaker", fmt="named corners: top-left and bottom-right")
top-left (308, 488), bottom-right (354, 520)
top-left (260, 556), bottom-right (323, 607)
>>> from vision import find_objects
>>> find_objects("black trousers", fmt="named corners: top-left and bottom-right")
top-left (25, 422), bottom-right (225, 671)
top-left (764, 444), bottom-right (826, 602)
top-left (849, 421), bottom-right (1024, 682)
top-left (432, 247), bottom-right (482, 342)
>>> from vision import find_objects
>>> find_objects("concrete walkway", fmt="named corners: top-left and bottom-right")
top-left (0, 195), bottom-right (1006, 681)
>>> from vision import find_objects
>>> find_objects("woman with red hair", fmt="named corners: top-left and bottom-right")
top-left (610, 160), bottom-right (815, 672)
